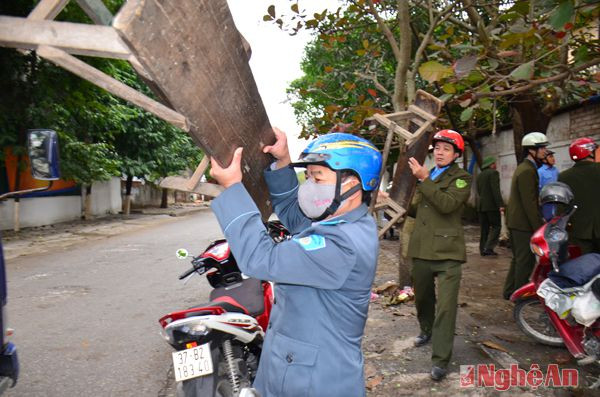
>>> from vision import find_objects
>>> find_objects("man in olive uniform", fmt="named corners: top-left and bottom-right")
top-left (558, 137), bottom-right (600, 254)
top-left (476, 156), bottom-right (504, 256)
top-left (503, 132), bottom-right (549, 300)
top-left (407, 129), bottom-right (472, 381)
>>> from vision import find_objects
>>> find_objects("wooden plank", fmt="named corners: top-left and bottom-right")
top-left (408, 104), bottom-right (437, 122)
top-left (36, 45), bottom-right (189, 131)
top-left (0, 16), bottom-right (131, 59)
top-left (113, 0), bottom-right (276, 217)
top-left (406, 120), bottom-right (434, 147)
top-left (372, 114), bottom-right (413, 140)
top-left (187, 156), bottom-right (210, 191)
top-left (28, 0), bottom-right (70, 20)
top-left (160, 176), bottom-right (224, 198)
top-left (75, 0), bottom-right (113, 25)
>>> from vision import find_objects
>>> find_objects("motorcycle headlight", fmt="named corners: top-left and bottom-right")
top-left (531, 243), bottom-right (545, 257)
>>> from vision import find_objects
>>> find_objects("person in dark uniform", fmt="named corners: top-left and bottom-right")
top-left (407, 129), bottom-right (472, 381)
top-left (209, 129), bottom-right (382, 397)
top-left (476, 156), bottom-right (504, 256)
top-left (503, 132), bottom-right (549, 300)
top-left (558, 137), bottom-right (600, 254)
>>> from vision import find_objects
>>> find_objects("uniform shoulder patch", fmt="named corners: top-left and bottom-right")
top-left (293, 234), bottom-right (326, 251)
top-left (456, 178), bottom-right (468, 189)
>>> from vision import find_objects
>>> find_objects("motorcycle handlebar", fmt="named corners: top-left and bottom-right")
top-left (178, 257), bottom-right (209, 280)
top-left (178, 266), bottom-right (197, 280)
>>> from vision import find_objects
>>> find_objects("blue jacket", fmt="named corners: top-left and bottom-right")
top-left (538, 165), bottom-right (559, 220)
top-left (211, 166), bottom-right (378, 397)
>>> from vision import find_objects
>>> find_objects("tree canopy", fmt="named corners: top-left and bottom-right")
top-left (0, 0), bottom-right (202, 192)
top-left (267, 0), bottom-right (600, 159)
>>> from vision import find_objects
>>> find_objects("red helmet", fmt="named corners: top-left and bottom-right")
top-left (432, 129), bottom-right (465, 154)
top-left (569, 137), bottom-right (597, 161)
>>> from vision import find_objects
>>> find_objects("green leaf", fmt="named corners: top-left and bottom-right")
top-left (268, 5), bottom-right (276, 18)
top-left (263, 15), bottom-right (274, 21)
top-left (509, 61), bottom-right (534, 81)
top-left (439, 93), bottom-right (453, 103)
top-left (453, 55), bottom-right (478, 78)
top-left (510, 1), bottom-right (530, 16)
top-left (442, 83), bottom-right (457, 94)
top-left (479, 98), bottom-right (493, 110)
top-left (291, 3), bottom-right (299, 13)
top-left (549, 1), bottom-right (574, 31)
top-left (418, 61), bottom-right (454, 83)
top-left (574, 45), bottom-right (590, 64)
top-left (460, 107), bottom-right (474, 122)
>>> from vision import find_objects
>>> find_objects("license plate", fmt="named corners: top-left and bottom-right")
top-left (172, 343), bottom-right (214, 382)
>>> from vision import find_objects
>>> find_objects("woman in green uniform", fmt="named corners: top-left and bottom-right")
top-left (407, 130), bottom-right (472, 381)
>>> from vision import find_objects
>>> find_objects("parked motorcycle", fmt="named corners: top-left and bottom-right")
top-left (511, 182), bottom-right (600, 368)
top-left (159, 221), bottom-right (288, 397)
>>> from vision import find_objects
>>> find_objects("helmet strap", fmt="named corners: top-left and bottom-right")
top-left (313, 170), bottom-right (362, 221)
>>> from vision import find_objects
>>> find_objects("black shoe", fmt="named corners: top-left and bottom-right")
top-left (430, 366), bottom-right (447, 381)
top-left (482, 249), bottom-right (498, 256)
top-left (414, 334), bottom-right (431, 347)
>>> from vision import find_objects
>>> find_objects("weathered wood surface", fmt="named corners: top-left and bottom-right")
top-left (0, 15), bottom-right (131, 59)
top-left (389, 90), bottom-right (444, 209)
top-left (113, 0), bottom-right (275, 217)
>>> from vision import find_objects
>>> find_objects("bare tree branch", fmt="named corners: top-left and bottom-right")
top-left (354, 71), bottom-right (392, 97)
top-left (474, 58), bottom-right (600, 99)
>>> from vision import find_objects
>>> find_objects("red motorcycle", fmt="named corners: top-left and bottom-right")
top-left (159, 222), bottom-right (288, 397)
top-left (511, 184), bottom-right (600, 367)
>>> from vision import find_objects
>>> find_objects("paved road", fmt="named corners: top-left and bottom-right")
top-left (4, 211), bottom-right (222, 396)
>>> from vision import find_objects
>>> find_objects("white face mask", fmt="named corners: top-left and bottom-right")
top-left (297, 178), bottom-right (354, 220)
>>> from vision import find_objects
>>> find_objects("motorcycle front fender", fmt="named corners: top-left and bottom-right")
top-left (510, 282), bottom-right (537, 302)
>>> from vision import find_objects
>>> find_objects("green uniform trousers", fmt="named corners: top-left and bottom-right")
top-left (412, 258), bottom-right (462, 368)
top-left (503, 228), bottom-right (535, 299)
top-left (479, 210), bottom-right (501, 254)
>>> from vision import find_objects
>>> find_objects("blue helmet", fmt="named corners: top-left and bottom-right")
top-left (291, 133), bottom-right (382, 191)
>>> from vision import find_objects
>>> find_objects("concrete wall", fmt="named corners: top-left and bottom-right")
top-left (475, 101), bottom-right (600, 202)
top-left (1, 177), bottom-right (122, 230)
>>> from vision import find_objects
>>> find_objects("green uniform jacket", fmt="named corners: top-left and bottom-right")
top-left (558, 161), bottom-right (600, 239)
top-left (476, 167), bottom-right (504, 211)
top-left (506, 160), bottom-right (543, 232)
top-left (407, 163), bottom-right (472, 262)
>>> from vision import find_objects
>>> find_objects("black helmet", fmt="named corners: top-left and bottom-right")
top-left (540, 182), bottom-right (574, 206)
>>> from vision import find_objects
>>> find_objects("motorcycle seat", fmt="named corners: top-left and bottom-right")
top-left (209, 278), bottom-right (265, 317)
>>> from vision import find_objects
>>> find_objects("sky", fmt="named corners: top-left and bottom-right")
top-left (226, 0), bottom-right (341, 159)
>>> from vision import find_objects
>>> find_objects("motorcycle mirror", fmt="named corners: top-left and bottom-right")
top-left (175, 248), bottom-right (189, 259)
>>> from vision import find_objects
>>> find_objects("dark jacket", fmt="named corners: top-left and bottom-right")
top-left (407, 163), bottom-right (472, 262)
top-left (558, 161), bottom-right (600, 240)
top-left (506, 159), bottom-right (543, 232)
top-left (476, 167), bottom-right (504, 212)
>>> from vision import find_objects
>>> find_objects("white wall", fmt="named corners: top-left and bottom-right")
top-left (0, 177), bottom-right (122, 231)
top-left (90, 177), bottom-right (122, 215)
top-left (477, 107), bottom-right (600, 203)
top-left (0, 196), bottom-right (81, 230)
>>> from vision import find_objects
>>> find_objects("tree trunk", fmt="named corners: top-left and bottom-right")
top-left (13, 152), bottom-right (22, 232)
top-left (83, 185), bottom-right (92, 220)
top-left (123, 175), bottom-right (133, 215)
top-left (510, 94), bottom-right (552, 163)
top-left (161, 188), bottom-right (169, 208)
top-left (389, 92), bottom-right (443, 287)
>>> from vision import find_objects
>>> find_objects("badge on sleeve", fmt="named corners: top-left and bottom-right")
top-left (456, 178), bottom-right (467, 189)
top-left (293, 234), bottom-right (326, 251)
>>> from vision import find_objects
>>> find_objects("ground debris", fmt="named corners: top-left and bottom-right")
top-left (481, 340), bottom-right (509, 353)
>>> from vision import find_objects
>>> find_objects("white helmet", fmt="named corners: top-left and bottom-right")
top-left (522, 132), bottom-right (549, 148)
